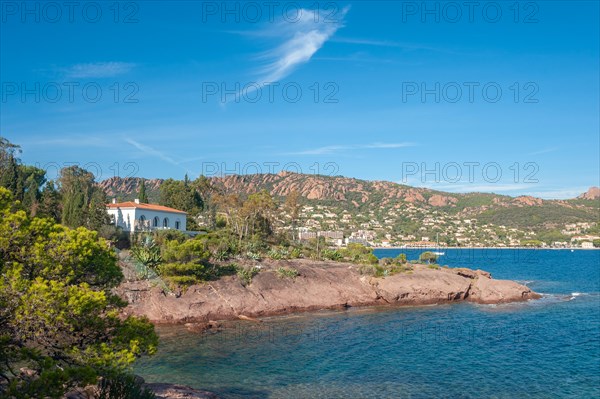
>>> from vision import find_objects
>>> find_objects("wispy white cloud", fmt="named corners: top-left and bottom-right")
top-left (125, 138), bottom-right (179, 167)
top-left (331, 37), bottom-right (460, 54)
top-left (332, 37), bottom-right (403, 47)
top-left (64, 62), bottom-right (136, 78)
top-left (528, 147), bottom-right (558, 156)
top-left (231, 7), bottom-right (349, 102)
top-left (289, 142), bottom-right (415, 155)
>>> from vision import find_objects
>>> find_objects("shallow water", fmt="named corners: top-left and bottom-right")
top-left (136, 249), bottom-right (600, 398)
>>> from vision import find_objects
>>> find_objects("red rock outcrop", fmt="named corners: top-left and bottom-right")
top-left (117, 260), bottom-right (540, 324)
top-left (99, 177), bottom-right (163, 198)
top-left (428, 194), bottom-right (458, 207)
top-left (513, 196), bottom-right (543, 206)
top-left (578, 186), bottom-right (600, 200)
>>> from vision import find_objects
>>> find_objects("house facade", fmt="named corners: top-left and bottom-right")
top-left (106, 199), bottom-right (187, 233)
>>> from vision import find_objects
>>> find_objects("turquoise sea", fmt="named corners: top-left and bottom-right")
top-left (136, 249), bottom-right (600, 398)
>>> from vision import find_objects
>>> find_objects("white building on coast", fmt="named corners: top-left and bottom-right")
top-left (106, 199), bottom-right (187, 233)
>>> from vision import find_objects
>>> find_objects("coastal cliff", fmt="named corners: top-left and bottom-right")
top-left (117, 259), bottom-right (540, 324)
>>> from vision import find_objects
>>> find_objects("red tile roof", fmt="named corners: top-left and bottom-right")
top-left (106, 202), bottom-right (187, 214)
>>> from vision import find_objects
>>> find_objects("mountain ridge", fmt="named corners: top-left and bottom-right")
top-left (98, 172), bottom-right (598, 205)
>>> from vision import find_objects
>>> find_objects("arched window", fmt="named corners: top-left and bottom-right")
top-left (139, 215), bottom-right (146, 223)
top-left (175, 220), bottom-right (181, 230)
top-left (153, 217), bottom-right (159, 227)
top-left (163, 217), bottom-right (169, 228)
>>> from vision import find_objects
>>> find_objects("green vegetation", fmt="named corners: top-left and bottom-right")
top-left (321, 248), bottom-right (343, 261)
top-left (138, 178), bottom-right (148, 204)
top-left (267, 247), bottom-right (290, 260)
top-left (0, 187), bottom-right (157, 398)
top-left (131, 237), bottom-right (163, 270)
top-left (97, 373), bottom-right (156, 399)
top-left (59, 165), bottom-right (109, 230)
top-left (359, 256), bottom-right (413, 277)
top-left (160, 177), bottom-right (203, 215)
top-left (215, 189), bottom-right (276, 245)
top-left (141, 232), bottom-right (237, 288)
top-left (276, 267), bottom-right (299, 279)
top-left (419, 251), bottom-right (439, 264)
top-left (520, 239), bottom-right (544, 247)
top-left (236, 265), bottom-right (260, 286)
top-left (477, 203), bottom-right (595, 230)
top-left (339, 243), bottom-right (378, 264)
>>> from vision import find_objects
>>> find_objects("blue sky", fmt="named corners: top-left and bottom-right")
top-left (1, 1), bottom-right (598, 199)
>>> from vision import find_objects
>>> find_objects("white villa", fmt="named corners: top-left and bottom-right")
top-left (107, 199), bottom-right (187, 233)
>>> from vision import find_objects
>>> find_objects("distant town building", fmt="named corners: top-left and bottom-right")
top-left (347, 237), bottom-right (370, 246)
top-left (405, 241), bottom-right (445, 248)
top-left (571, 235), bottom-right (600, 243)
top-left (107, 199), bottom-right (187, 233)
top-left (298, 230), bottom-right (344, 240)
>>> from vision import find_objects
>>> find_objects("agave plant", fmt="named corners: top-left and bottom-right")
top-left (131, 237), bottom-right (163, 269)
top-left (245, 251), bottom-right (261, 261)
top-left (267, 249), bottom-right (282, 260)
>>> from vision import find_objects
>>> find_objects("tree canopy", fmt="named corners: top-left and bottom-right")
top-left (138, 179), bottom-right (148, 204)
top-left (58, 165), bottom-right (109, 231)
top-left (0, 187), bottom-right (157, 398)
top-left (0, 137), bottom-right (47, 218)
top-left (159, 178), bottom-right (203, 219)
top-left (419, 251), bottom-right (439, 264)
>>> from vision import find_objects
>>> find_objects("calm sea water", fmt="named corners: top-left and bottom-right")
top-left (136, 249), bottom-right (600, 398)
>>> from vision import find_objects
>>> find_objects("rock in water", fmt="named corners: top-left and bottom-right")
top-left (146, 383), bottom-right (219, 399)
top-left (117, 259), bottom-right (541, 324)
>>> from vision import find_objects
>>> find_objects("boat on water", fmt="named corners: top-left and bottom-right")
top-left (432, 234), bottom-right (445, 256)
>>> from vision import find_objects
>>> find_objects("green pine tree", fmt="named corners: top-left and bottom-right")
top-left (138, 178), bottom-right (148, 203)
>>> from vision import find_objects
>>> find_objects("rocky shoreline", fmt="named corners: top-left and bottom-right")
top-left (114, 259), bottom-right (540, 398)
top-left (118, 259), bottom-right (540, 325)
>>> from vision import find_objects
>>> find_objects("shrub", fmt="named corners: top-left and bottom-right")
top-left (245, 251), bottom-right (261, 261)
top-left (244, 234), bottom-right (269, 253)
top-left (289, 248), bottom-right (302, 259)
top-left (236, 265), bottom-right (260, 286)
top-left (395, 253), bottom-right (407, 264)
top-left (359, 262), bottom-right (412, 277)
top-left (419, 251), bottom-right (438, 264)
top-left (98, 225), bottom-right (130, 249)
top-left (267, 249), bottom-right (283, 260)
top-left (365, 253), bottom-right (379, 265)
top-left (276, 267), bottom-right (299, 279)
top-left (267, 247), bottom-right (290, 260)
top-left (321, 249), bottom-right (342, 261)
top-left (97, 373), bottom-right (156, 399)
top-left (214, 248), bottom-right (230, 261)
top-left (379, 257), bottom-right (394, 266)
top-left (131, 237), bottom-right (163, 270)
top-left (158, 262), bottom-right (206, 287)
top-left (339, 243), bottom-right (378, 264)
top-left (157, 262), bottom-right (235, 287)
top-left (153, 229), bottom-right (187, 246)
top-left (161, 239), bottom-right (210, 263)
top-left (358, 264), bottom-right (378, 276)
